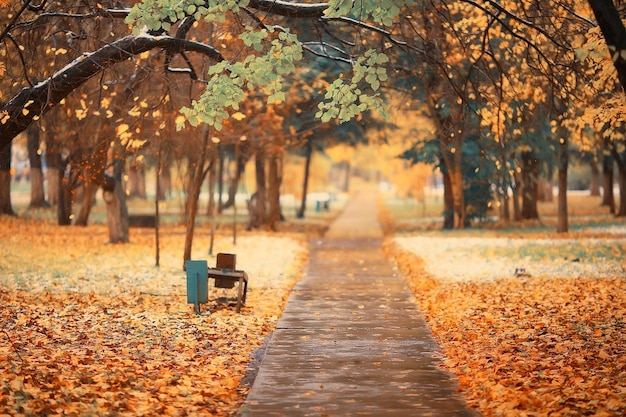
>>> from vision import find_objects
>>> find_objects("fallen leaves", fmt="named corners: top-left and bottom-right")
top-left (387, 239), bottom-right (626, 417)
top-left (0, 217), bottom-right (307, 416)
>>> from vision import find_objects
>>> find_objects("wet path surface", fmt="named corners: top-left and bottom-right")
top-left (240, 191), bottom-right (478, 416)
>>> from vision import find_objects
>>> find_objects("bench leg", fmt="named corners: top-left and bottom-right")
top-left (236, 277), bottom-right (244, 313)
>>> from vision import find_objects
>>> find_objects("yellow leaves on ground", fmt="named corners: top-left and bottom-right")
top-left (388, 241), bottom-right (626, 417)
top-left (0, 217), bottom-right (307, 416)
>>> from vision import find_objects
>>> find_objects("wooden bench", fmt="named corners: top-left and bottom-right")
top-left (185, 253), bottom-right (248, 314)
top-left (128, 214), bottom-right (156, 228)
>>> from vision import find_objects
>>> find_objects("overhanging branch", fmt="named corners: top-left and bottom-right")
top-left (0, 35), bottom-right (223, 150)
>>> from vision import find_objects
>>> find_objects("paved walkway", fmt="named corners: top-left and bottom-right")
top-left (240, 191), bottom-right (478, 416)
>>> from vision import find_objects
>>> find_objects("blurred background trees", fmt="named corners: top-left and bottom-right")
top-left (1, 0), bottom-right (626, 242)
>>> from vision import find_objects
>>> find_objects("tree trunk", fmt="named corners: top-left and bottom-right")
top-left (556, 136), bottom-right (569, 233)
top-left (609, 144), bottom-right (626, 216)
top-left (588, 1), bottom-right (626, 96)
top-left (296, 140), bottom-right (312, 219)
top-left (450, 168), bottom-right (465, 228)
top-left (590, 158), bottom-right (601, 196)
top-left (0, 143), bottom-right (15, 216)
top-left (441, 166), bottom-right (454, 230)
top-left (157, 160), bottom-right (171, 200)
top-left (267, 151), bottom-right (283, 231)
top-left (248, 149), bottom-right (267, 229)
top-left (217, 147), bottom-right (225, 211)
top-left (45, 153), bottom-right (60, 206)
top-left (601, 144), bottom-right (616, 213)
top-left (207, 153), bottom-right (217, 216)
top-left (127, 160), bottom-right (146, 199)
top-left (520, 152), bottom-right (540, 220)
top-left (57, 156), bottom-right (72, 225)
top-left (512, 175), bottom-right (522, 221)
top-left (342, 160), bottom-right (351, 192)
top-left (27, 125), bottom-right (48, 208)
top-left (500, 188), bottom-right (510, 223)
top-left (183, 129), bottom-right (210, 264)
top-left (103, 161), bottom-right (129, 243)
top-left (74, 182), bottom-right (99, 226)
top-left (538, 176), bottom-right (554, 202)
top-left (220, 153), bottom-right (245, 212)
top-left (618, 168), bottom-right (626, 217)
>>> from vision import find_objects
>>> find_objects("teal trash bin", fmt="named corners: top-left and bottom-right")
top-left (185, 260), bottom-right (208, 314)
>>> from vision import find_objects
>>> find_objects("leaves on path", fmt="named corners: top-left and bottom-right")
top-left (387, 240), bottom-right (626, 417)
top-left (0, 217), bottom-right (307, 416)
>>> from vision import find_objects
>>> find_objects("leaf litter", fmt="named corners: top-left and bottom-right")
top-left (2, 215), bottom-right (626, 416)
top-left (386, 232), bottom-right (626, 417)
top-left (0, 217), bottom-right (307, 416)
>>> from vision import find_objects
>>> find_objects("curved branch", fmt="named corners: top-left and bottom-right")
top-left (460, 0), bottom-right (568, 51)
top-left (248, 0), bottom-right (329, 18)
top-left (301, 42), bottom-right (352, 64)
top-left (0, 35), bottom-right (223, 150)
top-left (0, 0), bottom-right (33, 42)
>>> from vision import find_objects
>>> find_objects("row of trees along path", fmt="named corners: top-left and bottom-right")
top-left (4, 1), bottom-right (626, 238)
top-left (240, 190), bottom-right (478, 416)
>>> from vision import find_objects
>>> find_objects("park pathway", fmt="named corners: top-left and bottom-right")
top-left (240, 190), bottom-right (478, 416)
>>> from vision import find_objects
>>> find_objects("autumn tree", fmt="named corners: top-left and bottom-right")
top-left (570, 2), bottom-right (626, 217)
top-left (2, 0), bottom-right (626, 235)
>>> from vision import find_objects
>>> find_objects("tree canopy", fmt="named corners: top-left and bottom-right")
top-left (3, 0), bottom-right (626, 228)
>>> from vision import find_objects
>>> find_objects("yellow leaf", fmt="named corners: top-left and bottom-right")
top-left (232, 111), bottom-right (246, 121)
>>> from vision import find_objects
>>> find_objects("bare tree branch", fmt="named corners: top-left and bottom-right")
top-left (0, 35), bottom-right (223, 150)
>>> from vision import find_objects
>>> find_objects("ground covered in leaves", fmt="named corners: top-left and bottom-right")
top-left (387, 230), bottom-right (626, 417)
top-left (0, 217), bottom-right (307, 416)
top-left (2, 206), bottom-right (626, 417)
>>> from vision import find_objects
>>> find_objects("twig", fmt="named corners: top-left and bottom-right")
top-left (3, 329), bottom-right (24, 364)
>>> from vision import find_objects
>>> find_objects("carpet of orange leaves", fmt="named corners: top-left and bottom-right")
top-left (386, 240), bottom-right (626, 417)
top-left (0, 217), bottom-right (307, 416)
top-left (2, 211), bottom-right (626, 417)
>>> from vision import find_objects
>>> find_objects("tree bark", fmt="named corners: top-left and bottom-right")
top-left (512, 175), bottom-right (522, 221)
top-left (267, 151), bottom-right (283, 231)
top-left (127, 160), bottom-right (147, 199)
top-left (248, 149), bottom-right (267, 229)
top-left (441, 164), bottom-right (454, 230)
top-left (342, 160), bottom-right (351, 192)
top-left (588, 1), bottom-right (626, 96)
top-left (217, 147), bottom-right (225, 211)
top-left (450, 168), bottom-right (465, 228)
top-left (609, 144), bottom-right (626, 216)
top-left (157, 160), bottom-right (171, 200)
top-left (43, 125), bottom-right (61, 206)
top-left (220, 152), bottom-right (246, 212)
top-left (57, 155), bottom-right (73, 225)
top-left (183, 128), bottom-right (210, 264)
top-left (207, 153), bottom-right (217, 217)
top-left (103, 161), bottom-right (129, 243)
top-left (590, 158), bottom-right (601, 196)
top-left (556, 137), bottom-right (569, 233)
top-left (500, 186), bottom-right (510, 223)
top-left (74, 182), bottom-right (99, 226)
top-left (520, 152), bottom-right (540, 220)
top-left (296, 140), bottom-right (312, 219)
top-left (0, 143), bottom-right (15, 216)
top-left (618, 167), bottom-right (626, 217)
top-left (601, 144), bottom-right (616, 213)
top-left (27, 125), bottom-right (48, 208)
top-left (539, 176), bottom-right (554, 202)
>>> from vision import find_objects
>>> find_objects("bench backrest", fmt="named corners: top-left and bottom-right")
top-left (216, 253), bottom-right (236, 271)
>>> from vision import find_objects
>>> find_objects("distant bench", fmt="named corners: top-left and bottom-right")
top-left (128, 214), bottom-right (156, 228)
top-left (312, 192), bottom-right (331, 212)
top-left (185, 253), bottom-right (248, 314)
